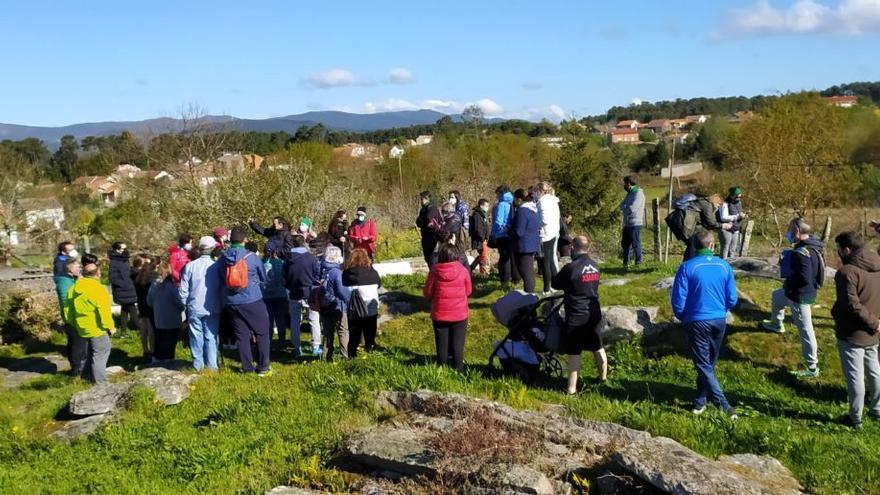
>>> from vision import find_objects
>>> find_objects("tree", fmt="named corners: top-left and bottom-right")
top-left (638, 129), bottom-right (657, 143)
top-left (461, 104), bottom-right (484, 129)
top-left (50, 135), bottom-right (79, 182)
top-left (549, 139), bottom-right (619, 232)
top-left (640, 140), bottom-right (669, 172)
top-left (689, 117), bottom-right (733, 167)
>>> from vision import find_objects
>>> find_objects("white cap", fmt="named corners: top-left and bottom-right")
top-left (198, 236), bottom-right (216, 251)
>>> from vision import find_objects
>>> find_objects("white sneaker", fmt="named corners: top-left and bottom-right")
top-left (692, 405), bottom-right (707, 415)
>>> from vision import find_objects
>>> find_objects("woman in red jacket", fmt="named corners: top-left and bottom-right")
top-left (423, 244), bottom-right (472, 371)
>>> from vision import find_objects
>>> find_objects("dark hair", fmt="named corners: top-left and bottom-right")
top-left (436, 230), bottom-right (455, 245)
top-left (513, 188), bottom-right (529, 202)
top-left (437, 244), bottom-right (460, 264)
top-left (477, 198), bottom-right (489, 207)
top-left (790, 217), bottom-right (812, 236)
top-left (572, 235), bottom-right (591, 253)
top-left (244, 241), bottom-right (259, 253)
top-left (343, 248), bottom-right (372, 271)
top-left (112, 241), bottom-right (125, 251)
top-left (230, 225), bottom-right (247, 244)
top-left (835, 231), bottom-right (865, 252)
top-left (272, 217), bottom-right (290, 230)
top-left (623, 175), bottom-right (636, 186)
top-left (290, 235), bottom-right (306, 248)
top-left (82, 263), bottom-right (100, 278)
top-left (178, 233), bottom-right (192, 247)
top-left (449, 190), bottom-right (462, 202)
top-left (419, 191), bottom-right (432, 200)
top-left (57, 241), bottom-right (73, 254)
top-left (495, 185), bottom-right (510, 195)
top-left (694, 231), bottom-right (715, 250)
top-left (332, 210), bottom-right (346, 222)
top-left (82, 253), bottom-right (98, 266)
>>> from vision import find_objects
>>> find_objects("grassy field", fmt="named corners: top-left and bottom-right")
top-left (0, 262), bottom-right (879, 494)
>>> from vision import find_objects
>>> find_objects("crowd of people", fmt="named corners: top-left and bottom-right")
top-left (50, 180), bottom-right (880, 429)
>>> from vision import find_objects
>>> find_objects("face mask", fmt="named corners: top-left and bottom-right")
top-left (183, 243), bottom-right (192, 251)
top-left (299, 224), bottom-right (309, 233)
top-left (481, 205), bottom-right (489, 212)
top-left (785, 231), bottom-right (796, 244)
top-left (357, 214), bottom-right (366, 222)
top-left (68, 249), bottom-right (79, 259)
top-left (448, 197), bottom-right (457, 205)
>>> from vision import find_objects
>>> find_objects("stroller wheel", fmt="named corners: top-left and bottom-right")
top-left (541, 354), bottom-right (565, 379)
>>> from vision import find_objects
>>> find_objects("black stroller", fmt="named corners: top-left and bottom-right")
top-left (488, 291), bottom-right (566, 383)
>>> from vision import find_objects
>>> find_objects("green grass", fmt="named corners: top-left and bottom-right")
top-left (1, 262), bottom-right (879, 494)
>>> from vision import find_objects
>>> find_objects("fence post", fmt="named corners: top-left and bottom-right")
top-left (652, 198), bottom-right (661, 261)
top-left (822, 216), bottom-right (832, 242)
top-left (740, 220), bottom-right (755, 257)
top-left (864, 209), bottom-right (869, 238)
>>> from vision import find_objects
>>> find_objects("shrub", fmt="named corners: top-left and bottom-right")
top-left (0, 292), bottom-right (56, 344)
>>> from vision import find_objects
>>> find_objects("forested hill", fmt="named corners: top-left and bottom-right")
top-left (587, 81), bottom-right (880, 124)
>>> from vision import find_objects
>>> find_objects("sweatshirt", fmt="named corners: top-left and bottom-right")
top-left (538, 194), bottom-right (561, 242)
top-left (619, 186), bottom-right (645, 227)
top-left (514, 201), bottom-right (541, 254)
top-left (492, 192), bottom-right (514, 239)
top-left (222, 245), bottom-right (267, 306)
top-left (64, 277), bottom-right (114, 338)
top-left (671, 249), bottom-right (738, 324)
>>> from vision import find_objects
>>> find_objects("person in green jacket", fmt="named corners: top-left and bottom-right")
top-left (64, 262), bottom-right (116, 383)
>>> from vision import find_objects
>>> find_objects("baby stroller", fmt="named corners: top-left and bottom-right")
top-left (488, 291), bottom-right (566, 383)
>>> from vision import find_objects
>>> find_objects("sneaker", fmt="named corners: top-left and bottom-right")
top-left (257, 369), bottom-right (273, 378)
top-left (791, 367), bottom-right (820, 378)
top-left (760, 320), bottom-right (785, 333)
top-left (691, 405), bottom-right (707, 415)
top-left (725, 407), bottom-right (739, 420)
top-left (312, 346), bottom-right (322, 357)
top-left (842, 416), bottom-right (863, 430)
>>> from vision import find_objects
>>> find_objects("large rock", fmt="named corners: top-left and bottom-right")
top-left (69, 382), bottom-right (133, 416)
top-left (0, 368), bottom-right (42, 389)
top-left (600, 278), bottom-right (629, 287)
top-left (135, 367), bottom-right (197, 405)
top-left (728, 257), bottom-right (781, 280)
top-left (613, 436), bottom-right (803, 495)
top-left (50, 414), bottom-right (112, 442)
top-left (599, 306), bottom-right (660, 342)
top-left (652, 277), bottom-right (675, 290)
top-left (1, 353), bottom-right (72, 389)
top-left (717, 454), bottom-right (803, 495)
top-left (345, 424), bottom-right (437, 477)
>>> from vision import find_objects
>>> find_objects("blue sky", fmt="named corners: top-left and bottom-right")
top-left (1, 0), bottom-right (878, 126)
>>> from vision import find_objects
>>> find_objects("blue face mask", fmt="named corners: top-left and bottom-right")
top-left (785, 231), bottom-right (797, 244)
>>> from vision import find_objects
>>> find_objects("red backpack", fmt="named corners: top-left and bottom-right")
top-left (226, 252), bottom-right (253, 291)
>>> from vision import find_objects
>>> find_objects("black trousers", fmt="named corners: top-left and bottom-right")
top-left (421, 234), bottom-right (438, 267)
top-left (516, 252), bottom-right (537, 293)
top-left (540, 238), bottom-right (558, 293)
top-left (228, 300), bottom-right (271, 373)
top-left (348, 315), bottom-right (378, 358)
top-left (433, 319), bottom-right (467, 371)
top-left (154, 327), bottom-right (179, 361)
top-left (118, 302), bottom-right (139, 333)
top-left (65, 325), bottom-right (86, 376)
top-left (683, 236), bottom-right (698, 262)
top-left (496, 237), bottom-right (520, 284)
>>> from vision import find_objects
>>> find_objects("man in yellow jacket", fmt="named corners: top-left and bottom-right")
top-left (64, 262), bottom-right (116, 383)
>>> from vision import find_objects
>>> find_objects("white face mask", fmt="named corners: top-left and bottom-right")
top-left (448, 197), bottom-right (457, 205)
top-left (183, 243), bottom-right (192, 251)
top-left (357, 214), bottom-right (366, 222)
top-left (299, 224), bottom-right (309, 233)
top-left (68, 249), bottom-right (79, 259)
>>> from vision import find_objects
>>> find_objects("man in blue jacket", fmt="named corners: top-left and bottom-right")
top-left (492, 186), bottom-right (519, 290)
top-left (222, 226), bottom-right (272, 376)
top-left (760, 218), bottom-right (825, 378)
top-left (514, 188), bottom-right (540, 294)
top-left (284, 235), bottom-right (322, 357)
top-left (672, 231), bottom-right (738, 419)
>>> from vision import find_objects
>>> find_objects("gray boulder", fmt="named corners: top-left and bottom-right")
top-left (69, 382), bottom-right (133, 416)
top-left (600, 278), bottom-right (629, 287)
top-left (717, 454), bottom-right (803, 495)
top-left (50, 414), bottom-right (112, 442)
top-left (651, 277), bottom-right (676, 290)
top-left (728, 257), bottom-right (781, 280)
top-left (0, 368), bottom-right (42, 389)
top-left (599, 306), bottom-right (660, 342)
top-left (135, 367), bottom-right (197, 406)
top-left (344, 424), bottom-right (437, 477)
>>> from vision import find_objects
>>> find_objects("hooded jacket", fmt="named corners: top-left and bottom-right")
top-left (515, 201), bottom-right (541, 254)
top-left (783, 236), bottom-right (825, 304)
top-left (442, 210), bottom-right (462, 237)
top-left (64, 277), bottom-right (114, 338)
top-left (284, 247), bottom-right (319, 301)
top-left (831, 248), bottom-right (880, 347)
top-left (148, 277), bottom-right (185, 330)
top-left (348, 218), bottom-right (378, 256)
top-left (552, 253), bottom-right (602, 327)
top-left (169, 245), bottom-right (191, 286)
top-left (319, 258), bottom-right (350, 313)
top-left (222, 245), bottom-right (266, 306)
top-left (492, 192), bottom-right (514, 239)
top-left (424, 260), bottom-right (472, 322)
top-left (416, 202), bottom-right (444, 237)
top-left (469, 208), bottom-right (490, 248)
top-left (538, 193), bottom-right (561, 242)
top-left (108, 250), bottom-right (137, 305)
top-left (249, 220), bottom-right (289, 255)
top-left (619, 186), bottom-right (645, 227)
top-left (53, 253), bottom-right (73, 278)
top-left (342, 266), bottom-right (381, 317)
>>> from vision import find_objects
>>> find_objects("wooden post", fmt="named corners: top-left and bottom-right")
top-left (663, 139), bottom-right (676, 263)
top-left (652, 198), bottom-right (661, 261)
top-left (740, 220), bottom-right (755, 257)
top-left (822, 216), bottom-right (832, 242)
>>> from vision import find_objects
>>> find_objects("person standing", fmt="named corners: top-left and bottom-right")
top-left (619, 176), bottom-right (645, 269)
top-left (284, 235), bottom-right (322, 357)
top-left (514, 188), bottom-right (540, 294)
top-left (830, 232), bottom-right (880, 429)
top-left (327, 210), bottom-right (349, 253)
top-left (169, 234), bottom-right (193, 285)
top-left (552, 235), bottom-right (606, 394)
top-left (262, 246), bottom-right (290, 347)
top-left (537, 182), bottom-right (561, 293)
top-left (60, 259), bottom-right (85, 373)
top-left (558, 212), bottom-right (573, 258)
top-left (424, 244), bottom-right (472, 371)
top-left (295, 217), bottom-right (318, 244)
top-left (53, 241), bottom-right (79, 319)
top-left (148, 261), bottom-right (185, 363)
top-left (342, 248), bottom-right (382, 358)
top-left (441, 201), bottom-right (462, 247)
top-left (718, 187), bottom-right (746, 260)
top-left (449, 190), bottom-right (470, 248)
top-left (348, 206), bottom-right (378, 259)
top-left (416, 191), bottom-right (444, 266)
top-left (64, 262), bottom-right (115, 384)
top-left (671, 231), bottom-right (739, 419)
top-left (179, 236), bottom-right (224, 370)
top-left (469, 198), bottom-right (491, 275)
top-left (316, 246), bottom-right (351, 361)
top-left (222, 226), bottom-right (272, 376)
top-left (132, 256), bottom-right (155, 360)
top-left (108, 242), bottom-right (138, 338)
top-left (492, 186), bottom-right (517, 289)
top-left (249, 217), bottom-right (290, 255)
top-left (760, 218), bottom-right (826, 378)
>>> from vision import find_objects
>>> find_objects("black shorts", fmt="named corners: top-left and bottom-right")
top-left (562, 316), bottom-right (603, 355)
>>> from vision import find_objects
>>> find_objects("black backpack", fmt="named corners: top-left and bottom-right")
top-left (665, 199), bottom-right (699, 242)
top-left (348, 288), bottom-right (370, 320)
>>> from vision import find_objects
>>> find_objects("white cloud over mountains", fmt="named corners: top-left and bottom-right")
top-left (362, 98), bottom-right (567, 122)
top-left (720, 0), bottom-right (880, 37)
top-left (301, 67), bottom-right (418, 89)
top-left (387, 68), bottom-right (415, 84)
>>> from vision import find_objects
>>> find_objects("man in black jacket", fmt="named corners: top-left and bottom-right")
top-left (761, 218), bottom-right (825, 378)
top-left (469, 199), bottom-right (491, 275)
top-left (831, 232), bottom-right (880, 429)
top-left (249, 217), bottom-right (290, 256)
top-left (108, 242), bottom-right (137, 338)
top-left (283, 235), bottom-right (321, 357)
top-left (552, 235), bottom-right (606, 394)
top-left (416, 191), bottom-right (443, 266)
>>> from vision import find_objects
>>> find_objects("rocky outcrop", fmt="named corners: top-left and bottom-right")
top-left (652, 277), bottom-right (676, 290)
top-left (599, 306), bottom-right (661, 342)
top-left (50, 414), bottom-right (113, 443)
top-left (339, 391), bottom-right (803, 495)
top-left (728, 257), bottom-right (782, 280)
top-left (0, 353), bottom-right (71, 389)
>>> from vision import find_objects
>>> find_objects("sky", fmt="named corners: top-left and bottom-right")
top-left (1, 0), bottom-right (879, 127)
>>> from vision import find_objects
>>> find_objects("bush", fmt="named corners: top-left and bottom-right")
top-left (0, 292), bottom-right (56, 344)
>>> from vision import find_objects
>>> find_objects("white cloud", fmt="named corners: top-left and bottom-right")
top-left (387, 67), bottom-right (415, 84)
top-left (719, 0), bottom-right (880, 37)
top-left (517, 104), bottom-right (567, 123)
top-left (300, 68), bottom-right (372, 89)
top-left (470, 98), bottom-right (504, 117)
top-left (631, 98), bottom-right (643, 106)
top-left (362, 97), bottom-right (562, 122)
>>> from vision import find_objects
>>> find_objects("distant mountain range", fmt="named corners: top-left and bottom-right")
top-left (0, 110), bottom-right (459, 146)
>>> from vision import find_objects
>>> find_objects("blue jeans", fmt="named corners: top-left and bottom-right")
top-left (188, 313), bottom-right (220, 370)
top-left (686, 319), bottom-right (730, 410)
top-left (622, 226), bottom-right (643, 266)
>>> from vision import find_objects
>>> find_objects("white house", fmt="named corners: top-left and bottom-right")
top-left (414, 135), bottom-right (434, 146)
top-left (18, 197), bottom-right (65, 230)
top-left (389, 145), bottom-right (405, 159)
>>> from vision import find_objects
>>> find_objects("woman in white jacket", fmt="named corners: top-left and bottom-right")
top-left (342, 248), bottom-right (382, 357)
top-left (537, 182), bottom-right (561, 294)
